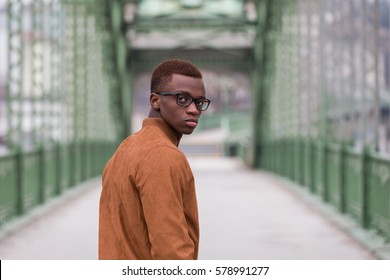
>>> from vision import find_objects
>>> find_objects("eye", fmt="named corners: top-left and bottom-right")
top-left (195, 98), bottom-right (207, 105)
top-left (177, 94), bottom-right (191, 104)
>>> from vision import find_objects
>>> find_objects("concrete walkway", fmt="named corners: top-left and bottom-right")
top-left (192, 157), bottom-right (378, 259)
top-left (0, 155), bottom-right (384, 260)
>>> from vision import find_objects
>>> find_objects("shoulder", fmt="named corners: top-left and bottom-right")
top-left (136, 144), bottom-right (192, 176)
top-left (139, 144), bottom-right (188, 167)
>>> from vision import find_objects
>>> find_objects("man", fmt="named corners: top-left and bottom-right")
top-left (99, 59), bottom-right (210, 260)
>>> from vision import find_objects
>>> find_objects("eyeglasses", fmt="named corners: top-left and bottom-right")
top-left (156, 92), bottom-right (211, 111)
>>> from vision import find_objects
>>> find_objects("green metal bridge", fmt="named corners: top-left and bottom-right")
top-left (0, 0), bottom-right (390, 246)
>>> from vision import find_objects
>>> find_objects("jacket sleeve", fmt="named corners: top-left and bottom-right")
top-left (135, 146), bottom-right (197, 260)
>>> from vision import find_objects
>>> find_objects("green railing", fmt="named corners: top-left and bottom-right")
top-left (260, 140), bottom-right (390, 242)
top-left (0, 142), bottom-right (116, 225)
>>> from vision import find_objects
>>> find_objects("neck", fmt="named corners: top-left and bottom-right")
top-left (148, 109), bottom-right (160, 118)
top-left (147, 110), bottom-right (183, 144)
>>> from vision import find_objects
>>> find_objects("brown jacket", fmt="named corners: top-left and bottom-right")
top-left (99, 118), bottom-right (199, 259)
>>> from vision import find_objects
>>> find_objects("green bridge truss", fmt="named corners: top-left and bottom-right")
top-left (0, 0), bottom-right (389, 245)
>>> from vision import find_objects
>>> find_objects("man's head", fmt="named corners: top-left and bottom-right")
top-left (150, 59), bottom-right (203, 93)
top-left (149, 59), bottom-right (209, 138)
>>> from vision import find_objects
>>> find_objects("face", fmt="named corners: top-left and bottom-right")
top-left (152, 74), bottom-right (206, 137)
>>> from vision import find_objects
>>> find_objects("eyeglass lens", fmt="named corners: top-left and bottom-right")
top-left (177, 93), bottom-right (209, 111)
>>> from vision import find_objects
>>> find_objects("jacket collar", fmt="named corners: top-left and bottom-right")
top-left (142, 118), bottom-right (180, 147)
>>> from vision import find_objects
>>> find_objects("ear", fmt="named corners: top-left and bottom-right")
top-left (150, 93), bottom-right (160, 111)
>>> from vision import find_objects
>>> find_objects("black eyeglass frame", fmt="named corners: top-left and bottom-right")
top-left (156, 92), bottom-right (211, 111)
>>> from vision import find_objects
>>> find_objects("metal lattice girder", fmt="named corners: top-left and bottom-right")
top-left (3, 0), bottom-right (127, 149)
top-left (0, 0), bottom-right (133, 226)
top-left (125, 0), bottom-right (258, 68)
top-left (131, 48), bottom-right (253, 73)
top-left (100, 0), bottom-right (136, 139)
top-left (252, 0), bottom-right (269, 143)
top-left (132, 0), bottom-right (252, 31)
top-left (32, 0), bottom-right (44, 148)
top-left (6, 0), bottom-right (23, 151)
top-left (255, 0), bottom-right (390, 243)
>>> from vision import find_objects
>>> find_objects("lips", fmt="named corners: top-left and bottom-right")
top-left (185, 119), bottom-right (198, 128)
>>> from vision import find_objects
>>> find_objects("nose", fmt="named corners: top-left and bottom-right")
top-left (186, 101), bottom-right (200, 116)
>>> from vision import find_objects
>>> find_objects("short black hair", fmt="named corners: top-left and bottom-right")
top-left (150, 59), bottom-right (203, 93)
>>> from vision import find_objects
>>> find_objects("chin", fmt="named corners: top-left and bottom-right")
top-left (182, 129), bottom-right (195, 135)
